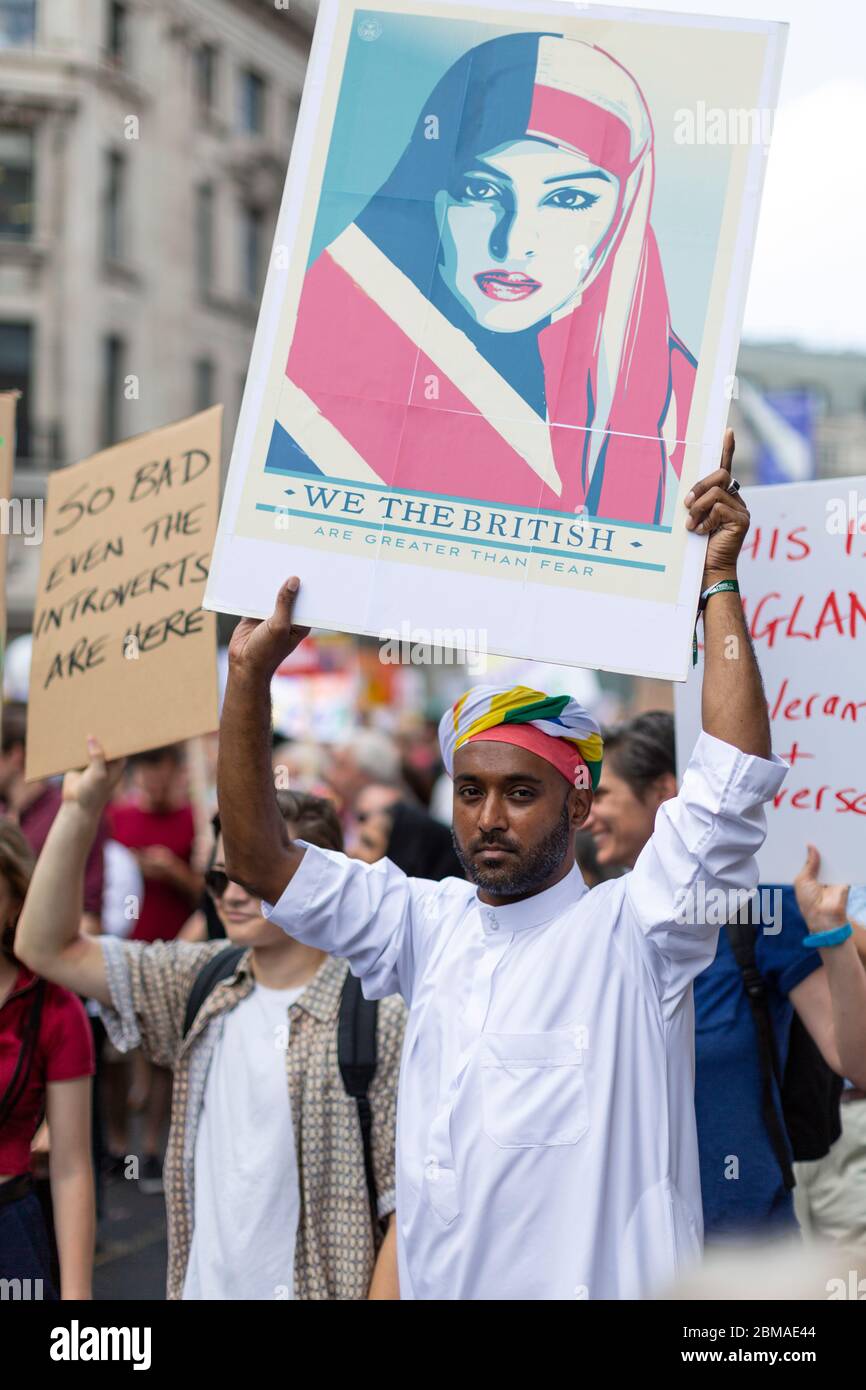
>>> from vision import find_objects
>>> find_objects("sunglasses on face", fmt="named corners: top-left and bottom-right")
top-left (204, 868), bottom-right (229, 899)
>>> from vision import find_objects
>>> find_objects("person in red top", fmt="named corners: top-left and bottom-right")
top-left (0, 702), bottom-right (106, 929)
top-left (0, 821), bottom-right (95, 1300)
top-left (107, 745), bottom-right (203, 1191)
top-left (108, 745), bottom-right (201, 944)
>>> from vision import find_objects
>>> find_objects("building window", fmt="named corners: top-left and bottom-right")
top-left (101, 334), bottom-right (125, 448)
top-left (103, 150), bottom-right (126, 262)
top-left (196, 183), bottom-right (214, 296)
top-left (195, 43), bottom-right (218, 116)
top-left (106, 1), bottom-right (127, 65)
top-left (239, 69), bottom-right (266, 135)
top-left (241, 204), bottom-right (264, 299)
top-left (194, 358), bottom-right (214, 412)
top-left (0, 322), bottom-right (32, 461)
top-left (0, 129), bottom-right (34, 241)
top-left (0, 1), bottom-right (36, 46)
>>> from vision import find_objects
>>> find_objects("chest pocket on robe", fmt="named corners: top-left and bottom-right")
top-left (480, 1028), bottom-right (589, 1148)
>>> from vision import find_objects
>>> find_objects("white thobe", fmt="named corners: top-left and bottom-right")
top-left (263, 731), bottom-right (786, 1299)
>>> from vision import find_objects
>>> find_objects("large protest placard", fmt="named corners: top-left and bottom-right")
top-left (26, 408), bottom-right (221, 781)
top-left (0, 392), bottom-right (17, 705)
top-left (205, 0), bottom-right (786, 679)
top-left (675, 478), bottom-right (866, 883)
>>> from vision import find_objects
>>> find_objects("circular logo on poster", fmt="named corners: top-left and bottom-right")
top-left (357, 17), bottom-right (382, 41)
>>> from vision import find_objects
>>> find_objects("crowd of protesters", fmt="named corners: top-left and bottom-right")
top-left (3, 697), bottom-right (865, 1298)
top-left (0, 701), bottom-right (443, 1298)
top-left (2, 571), bottom-right (866, 1296)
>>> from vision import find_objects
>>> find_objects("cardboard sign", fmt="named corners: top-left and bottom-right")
top-left (0, 391), bottom-right (17, 709)
top-left (675, 477), bottom-right (866, 883)
top-left (27, 408), bottom-right (222, 780)
top-left (205, 0), bottom-right (786, 680)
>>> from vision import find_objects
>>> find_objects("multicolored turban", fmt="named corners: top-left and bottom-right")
top-left (438, 685), bottom-right (603, 791)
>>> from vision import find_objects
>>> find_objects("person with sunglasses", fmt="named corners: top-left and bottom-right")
top-left (15, 742), bottom-right (405, 1301)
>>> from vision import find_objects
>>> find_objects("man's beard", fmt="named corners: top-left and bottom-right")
top-left (452, 798), bottom-right (573, 896)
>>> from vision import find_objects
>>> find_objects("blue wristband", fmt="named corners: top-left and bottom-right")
top-left (802, 924), bottom-right (853, 949)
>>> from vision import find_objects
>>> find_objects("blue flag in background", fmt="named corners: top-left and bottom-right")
top-left (738, 380), bottom-right (817, 485)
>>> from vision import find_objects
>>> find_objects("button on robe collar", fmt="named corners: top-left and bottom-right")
top-left (475, 862), bottom-right (587, 940)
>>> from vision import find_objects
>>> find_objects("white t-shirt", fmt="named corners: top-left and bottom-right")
top-left (182, 982), bottom-right (305, 1300)
top-left (101, 839), bottom-right (144, 939)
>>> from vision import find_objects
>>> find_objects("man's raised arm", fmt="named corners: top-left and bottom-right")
top-left (685, 429), bottom-right (770, 758)
top-left (623, 434), bottom-right (786, 1001)
top-left (218, 577), bottom-right (311, 903)
top-left (219, 578), bottom-right (423, 1003)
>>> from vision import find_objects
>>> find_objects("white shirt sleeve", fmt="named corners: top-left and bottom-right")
top-left (261, 840), bottom-right (442, 1004)
top-left (623, 730), bottom-right (788, 1004)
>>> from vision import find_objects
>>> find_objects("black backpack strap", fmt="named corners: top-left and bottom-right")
top-left (0, 979), bottom-right (46, 1130)
top-left (182, 946), bottom-right (246, 1040)
top-left (337, 971), bottom-right (382, 1233)
top-left (724, 920), bottom-right (795, 1191)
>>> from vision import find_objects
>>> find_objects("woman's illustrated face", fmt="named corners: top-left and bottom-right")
top-left (435, 138), bottom-right (620, 332)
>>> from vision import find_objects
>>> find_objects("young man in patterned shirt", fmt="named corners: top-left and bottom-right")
top-left (16, 745), bottom-right (405, 1300)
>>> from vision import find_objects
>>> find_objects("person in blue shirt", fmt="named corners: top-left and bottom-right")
top-left (585, 710), bottom-right (866, 1239)
top-left (692, 884), bottom-right (817, 1235)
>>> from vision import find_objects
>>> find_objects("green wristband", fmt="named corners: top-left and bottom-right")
top-left (699, 578), bottom-right (740, 611)
top-left (693, 579), bottom-right (740, 666)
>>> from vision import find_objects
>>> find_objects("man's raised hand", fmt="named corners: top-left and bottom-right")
top-left (228, 576), bottom-right (311, 680)
top-left (684, 429), bottom-right (750, 585)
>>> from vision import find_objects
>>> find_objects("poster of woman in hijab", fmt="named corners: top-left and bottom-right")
top-left (208, 0), bottom-right (786, 679)
top-left (280, 28), bottom-right (695, 524)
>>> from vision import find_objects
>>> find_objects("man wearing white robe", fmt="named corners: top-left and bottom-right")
top-left (218, 436), bottom-right (787, 1299)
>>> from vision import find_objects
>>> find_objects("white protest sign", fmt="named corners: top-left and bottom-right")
top-left (205, 0), bottom-right (787, 680)
top-left (675, 477), bottom-right (866, 884)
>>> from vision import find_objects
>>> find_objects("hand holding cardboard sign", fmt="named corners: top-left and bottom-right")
top-left (61, 735), bottom-right (125, 819)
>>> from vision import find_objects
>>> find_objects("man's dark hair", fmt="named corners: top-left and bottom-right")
top-left (602, 711), bottom-right (676, 800)
top-left (573, 829), bottom-right (617, 887)
top-left (0, 819), bottom-right (35, 961)
top-left (1, 702), bottom-right (28, 756)
top-left (274, 789), bottom-right (343, 853)
top-left (211, 789), bottom-right (343, 857)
